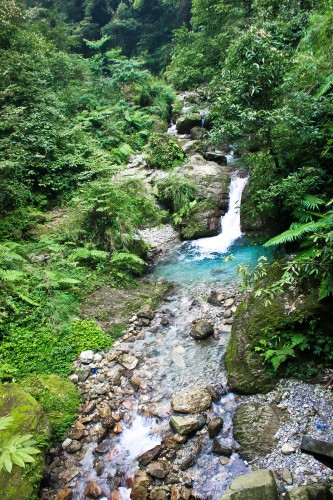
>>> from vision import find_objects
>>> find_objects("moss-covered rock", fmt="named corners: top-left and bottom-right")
top-left (233, 403), bottom-right (287, 461)
top-left (221, 469), bottom-right (278, 499)
top-left (180, 200), bottom-right (221, 239)
top-left (225, 263), bottom-right (327, 394)
top-left (18, 374), bottom-right (80, 442)
top-left (225, 292), bottom-right (281, 394)
top-left (0, 383), bottom-right (51, 499)
top-left (176, 113), bottom-right (202, 134)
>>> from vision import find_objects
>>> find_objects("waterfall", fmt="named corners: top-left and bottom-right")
top-left (194, 175), bottom-right (248, 254)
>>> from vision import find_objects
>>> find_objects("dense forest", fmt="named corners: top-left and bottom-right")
top-left (0, 0), bottom-right (333, 497)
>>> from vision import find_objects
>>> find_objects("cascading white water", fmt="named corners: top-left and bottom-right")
top-left (194, 175), bottom-right (248, 254)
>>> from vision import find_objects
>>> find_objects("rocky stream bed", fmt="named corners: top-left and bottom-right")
top-left (40, 91), bottom-right (332, 500)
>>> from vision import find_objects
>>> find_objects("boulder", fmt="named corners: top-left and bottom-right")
top-left (0, 383), bottom-right (51, 500)
top-left (190, 319), bottom-right (214, 340)
top-left (208, 417), bottom-right (223, 439)
top-left (170, 415), bottom-right (206, 435)
top-left (146, 458), bottom-right (170, 479)
top-left (225, 264), bottom-right (324, 394)
top-left (286, 483), bottom-right (332, 499)
top-left (204, 151), bottom-right (228, 165)
top-left (138, 444), bottom-right (162, 466)
top-left (220, 469), bottom-right (278, 499)
top-left (233, 403), bottom-right (286, 461)
top-left (130, 470), bottom-right (152, 500)
top-left (171, 387), bottom-right (212, 413)
top-left (176, 113), bottom-right (202, 134)
top-left (301, 435), bottom-right (333, 460)
top-left (212, 438), bottom-right (232, 457)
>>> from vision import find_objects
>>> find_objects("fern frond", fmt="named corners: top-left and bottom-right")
top-left (302, 194), bottom-right (325, 210)
top-left (264, 220), bottom-right (329, 246)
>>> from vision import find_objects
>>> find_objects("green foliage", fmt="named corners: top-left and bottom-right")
top-left (157, 175), bottom-right (198, 224)
top-left (68, 319), bottom-right (113, 353)
top-left (0, 416), bottom-right (40, 474)
top-left (145, 133), bottom-right (185, 170)
top-left (111, 252), bottom-right (147, 279)
top-left (67, 178), bottom-right (161, 252)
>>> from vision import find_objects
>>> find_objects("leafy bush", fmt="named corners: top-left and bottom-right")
top-left (157, 175), bottom-right (198, 223)
top-left (68, 319), bottom-right (113, 353)
top-left (111, 252), bottom-right (146, 278)
top-left (145, 133), bottom-right (185, 170)
top-left (0, 417), bottom-right (40, 473)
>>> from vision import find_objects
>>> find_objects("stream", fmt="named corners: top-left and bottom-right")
top-left (51, 163), bottom-right (273, 500)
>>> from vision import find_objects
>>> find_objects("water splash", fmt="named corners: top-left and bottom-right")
top-left (194, 175), bottom-right (248, 254)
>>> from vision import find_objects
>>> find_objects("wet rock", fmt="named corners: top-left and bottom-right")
top-left (190, 319), bottom-right (214, 340)
top-left (131, 470), bottom-right (152, 499)
top-left (281, 443), bottom-right (296, 454)
top-left (172, 433), bottom-right (187, 444)
top-left (150, 486), bottom-right (171, 500)
top-left (146, 458), bottom-right (170, 479)
top-left (83, 481), bottom-right (103, 498)
top-left (174, 437), bottom-right (203, 471)
top-left (212, 438), bottom-right (232, 457)
top-left (66, 440), bottom-right (83, 453)
top-left (207, 291), bottom-right (220, 306)
top-left (138, 444), bottom-right (162, 466)
top-left (55, 488), bottom-right (72, 500)
top-left (108, 364), bottom-right (126, 384)
top-left (95, 442), bottom-right (109, 454)
top-left (95, 461), bottom-right (104, 476)
top-left (80, 350), bottom-right (95, 363)
top-left (114, 422), bottom-right (123, 433)
top-left (119, 354), bottom-right (139, 371)
top-left (221, 469), bottom-right (278, 499)
top-left (110, 491), bottom-right (120, 500)
top-left (130, 370), bottom-right (147, 389)
top-left (171, 387), bottom-right (212, 413)
top-left (161, 316), bottom-right (170, 326)
top-left (301, 435), bottom-right (333, 460)
top-left (208, 417), bottom-right (223, 438)
top-left (171, 485), bottom-right (192, 500)
top-left (137, 304), bottom-right (154, 320)
top-left (78, 367), bottom-right (91, 382)
top-left (206, 385), bottom-right (222, 402)
top-left (170, 415), bottom-right (206, 435)
top-left (233, 403), bottom-right (286, 461)
top-left (285, 483), bottom-right (332, 499)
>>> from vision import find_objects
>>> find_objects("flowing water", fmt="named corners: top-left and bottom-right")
top-left (67, 162), bottom-right (271, 499)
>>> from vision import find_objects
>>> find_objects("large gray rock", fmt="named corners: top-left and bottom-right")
top-left (286, 483), bottom-right (332, 499)
top-left (190, 319), bottom-right (214, 340)
top-left (220, 469), bottom-right (278, 499)
top-left (301, 435), bottom-right (333, 459)
top-left (170, 415), bottom-right (206, 435)
top-left (171, 387), bottom-right (212, 413)
top-left (233, 403), bottom-right (286, 461)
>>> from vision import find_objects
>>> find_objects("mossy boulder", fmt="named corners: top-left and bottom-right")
top-left (18, 374), bottom-right (80, 441)
top-left (233, 403), bottom-right (288, 461)
top-left (180, 200), bottom-right (222, 240)
top-left (225, 263), bottom-right (326, 394)
top-left (176, 113), bottom-right (202, 134)
top-left (0, 382), bottom-right (51, 499)
top-left (221, 469), bottom-right (278, 499)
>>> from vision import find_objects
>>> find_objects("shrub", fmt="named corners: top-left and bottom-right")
top-left (145, 133), bottom-right (185, 170)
